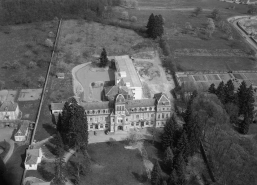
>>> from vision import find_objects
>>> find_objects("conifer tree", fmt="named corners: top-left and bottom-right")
top-left (216, 81), bottom-right (225, 104)
top-left (147, 13), bottom-right (155, 37)
top-left (176, 131), bottom-right (190, 161)
top-left (164, 146), bottom-right (174, 171)
top-left (224, 80), bottom-right (235, 104)
top-left (99, 48), bottom-right (108, 67)
top-left (208, 83), bottom-right (216, 94)
top-left (173, 152), bottom-right (186, 185)
top-left (152, 15), bottom-right (164, 39)
top-left (162, 180), bottom-right (167, 185)
top-left (184, 90), bottom-right (198, 124)
top-left (169, 169), bottom-right (178, 185)
top-left (151, 160), bottom-right (162, 185)
top-left (161, 115), bottom-right (178, 150)
top-left (237, 81), bottom-right (248, 115)
top-left (239, 115), bottom-right (250, 134)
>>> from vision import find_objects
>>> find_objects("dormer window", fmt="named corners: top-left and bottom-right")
top-left (103, 110), bottom-right (105, 113)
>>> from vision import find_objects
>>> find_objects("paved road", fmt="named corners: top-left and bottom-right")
top-left (228, 16), bottom-right (257, 56)
top-left (3, 140), bottom-right (14, 164)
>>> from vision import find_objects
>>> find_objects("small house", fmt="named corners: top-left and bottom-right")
top-left (14, 122), bottom-right (29, 142)
top-left (50, 102), bottom-right (64, 115)
top-left (0, 101), bottom-right (21, 120)
top-left (56, 73), bottom-right (64, 79)
top-left (24, 146), bottom-right (43, 170)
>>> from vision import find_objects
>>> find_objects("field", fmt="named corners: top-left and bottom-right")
top-left (0, 21), bottom-right (58, 89)
top-left (67, 142), bottom-right (147, 185)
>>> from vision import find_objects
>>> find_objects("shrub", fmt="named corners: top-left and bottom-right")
top-left (23, 77), bottom-right (32, 87)
top-left (38, 76), bottom-right (45, 87)
top-left (159, 38), bottom-right (171, 56)
top-left (24, 50), bottom-right (34, 58)
top-left (192, 7), bottom-right (202, 17)
top-left (130, 16), bottom-right (137, 22)
top-left (10, 61), bottom-right (20, 69)
top-left (45, 39), bottom-right (54, 48)
top-left (121, 11), bottom-right (129, 20)
top-left (131, 0), bottom-right (138, 8)
top-left (28, 61), bottom-right (37, 69)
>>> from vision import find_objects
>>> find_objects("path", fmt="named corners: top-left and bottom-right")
top-left (228, 16), bottom-right (257, 67)
top-left (3, 140), bottom-right (14, 164)
top-left (138, 7), bottom-right (212, 11)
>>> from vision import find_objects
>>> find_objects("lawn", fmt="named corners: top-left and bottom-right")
top-left (0, 21), bottom-right (58, 89)
top-left (3, 144), bottom-right (28, 185)
top-left (67, 142), bottom-right (147, 185)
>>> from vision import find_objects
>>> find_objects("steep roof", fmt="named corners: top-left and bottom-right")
top-left (116, 94), bottom-right (125, 104)
top-left (26, 148), bottom-right (40, 165)
top-left (26, 155), bottom-right (38, 165)
top-left (126, 99), bottom-right (155, 108)
top-left (105, 85), bottom-right (130, 96)
top-left (0, 101), bottom-right (18, 112)
top-left (15, 123), bottom-right (29, 136)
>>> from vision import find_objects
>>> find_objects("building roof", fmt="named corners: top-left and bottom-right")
top-left (26, 148), bottom-right (41, 165)
top-left (126, 99), bottom-right (155, 108)
top-left (105, 85), bottom-right (130, 96)
top-left (0, 101), bottom-right (18, 112)
top-left (81, 101), bottom-right (110, 110)
top-left (31, 182), bottom-right (50, 185)
top-left (116, 94), bottom-right (125, 104)
top-left (51, 103), bottom-right (64, 111)
top-left (115, 55), bottom-right (142, 87)
top-left (56, 73), bottom-right (64, 77)
top-left (15, 123), bottom-right (29, 136)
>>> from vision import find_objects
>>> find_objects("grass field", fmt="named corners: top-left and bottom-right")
top-left (68, 142), bottom-right (147, 185)
top-left (0, 21), bottom-right (58, 89)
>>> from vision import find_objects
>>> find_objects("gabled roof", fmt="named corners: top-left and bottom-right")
top-left (126, 99), bottom-right (155, 108)
top-left (105, 85), bottom-right (130, 96)
top-left (0, 101), bottom-right (18, 112)
top-left (154, 93), bottom-right (170, 105)
top-left (26, 155), bottom-right (38, 165)
top-left (15, 124), bottom-right (29, 136)
top-left (51, 103), bottom-right (64, 111)
top-left (115, 94), bottom-right (125, 104)
top-left (26, 148), bottom-right (41, 165)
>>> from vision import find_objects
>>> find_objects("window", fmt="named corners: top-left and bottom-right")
top-left (150, 107), bottom-right (152, 111)
top-left (98, 110), bottom-right (101, 113)
top-left (100, 124), bottom-right (103, 128)
top-left (151, 121), bottom-right (154, 125)
top-left (105, 117), bottom-right (108, 121)
top-left (145, 107), bottom-right (147, 111)
top-left (105, 124), bottom-right (108, 128)
top-left (90, 118), bottom-right (93, 121)
top-left (151, 114), bottom-right (154, 118)
top-left (163, 108), bottom-right (165, 111)
top-left (121, 120), bottom-right (123, 123)
top-left (146, 122), bottom-right (149, 125)
top-left (113, 119), bottom-right (114, 122)
top-left (126, 118), bottom-right (128, 121)
top-left (136, 115), bottom-right (139, 119)
top-left (158, 114), bottom-right (160, 119)
top-left (131, 123), bottom-right (134, 126)
top-left (162, 113), bottom-right (165, 119)
top-left (166, 114), bottom-right (169, 118)
top-left (103, 110), bottom-right (105, 113)
top-left (90, 125), bottom-right (93, 129)
top-left (122, 106), bottom-right (124, 111)
top-left (136, 123), bottom-right (139, 126)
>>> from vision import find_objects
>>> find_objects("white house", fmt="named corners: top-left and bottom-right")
top-left (24, 146), bottom-right (43, 170)
top-left (114, 55), bottom-right (143, 100)
top-left (0, 101), bottom-right (21, 120)
top-left (14, 121), bottom-right (30, 142)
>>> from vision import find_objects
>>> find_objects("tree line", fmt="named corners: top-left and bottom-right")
top-left (208, 80), bottom-right (255, 134)
top-left (0, 0), bottom-right (121, 25)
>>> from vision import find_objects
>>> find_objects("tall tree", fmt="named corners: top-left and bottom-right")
top-left (164, 146), bottom-right (174, 171)
top-left (238, 115), bottom-right (250, 134)
top-left (169, 169), bottom-right (178, 185)
top-left (146, 13), bottom-right (155, 37)
top-left (216, 81), bottom-right (225, 104)
top-left (151, 160), bottom-right (162, 185)
top-left (224, 80), bottom-right (235, 104)
top-left (176, 130), bottom-right (190, 162)
top-left (208, 83), bottom-right (216, 95)
top-left (99, 48), bottom-right (108, 67)
top-left (161, 115), bottom-right (178, 150)
top-left (52, 133), bottom-right (66, 185)
top-left (237, 81), bottom-right (248, 115)
top-left (206, 18), bottom-right (215, 38)
top-left (173, 152), bottom-right (186, 185)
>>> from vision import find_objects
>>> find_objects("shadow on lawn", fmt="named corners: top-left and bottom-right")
top-left (132, 171), bottom-right (148, 183)
top-left (42, 123), bottom-right (56, 136)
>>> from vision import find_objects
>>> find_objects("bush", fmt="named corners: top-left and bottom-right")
top-left (130, 16), bottom-right (137, 22)
top-left (28, 61), bottom-right (36, 69)
top-left (23, 77), bottom-right (32, 87)
top-left (121, 11), bottom-right (129, 20)
top-left (45, 39), bottom-right (54, 48)
top-left (38, 76), bottom-right (45, 87)
top-left (159, 38), bottom-right (171, 56)
top-left (192, 7), bottom-right (202, 17)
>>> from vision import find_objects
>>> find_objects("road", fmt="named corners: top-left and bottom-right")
top-left (228, 16), bottom-right (257, 55)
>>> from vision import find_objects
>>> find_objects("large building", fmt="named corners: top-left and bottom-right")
top-left (114, 55), bottom-right (143, 100)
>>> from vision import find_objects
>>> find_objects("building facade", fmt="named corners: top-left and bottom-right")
top-left (0, 101), bottom-right (21, 120)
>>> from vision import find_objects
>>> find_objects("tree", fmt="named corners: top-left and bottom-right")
top-left (208, 83), bottom-right (216, 94)
top-left (164, 147), bottom-right (174, 170)
top-left (248, 4), bottom-right (257, 14)
top-left (161, 115), bottom-right (178, 150)
top-left (38, 76), bottom-right (45, 87)
top-left (237, 81), bottom-right (248, 115)
top-left (121, 11), bottom-right (129, 20)
top-left (99, 48), bottom-right (108, 67)
top-left (211, 8), bottom-right (220, 20)
top-left (216, 81), bottom-right (225, 104)
top-left (206, 18), bottom-right (215, 38)
top-left (173, 152), bottom-right (186, 185)
top-left (52, 133), bottom-right (66, 185)
top-left (184, 22), bottom-right (192, 33)
top-left (176, 130), bottom-right (190, 161)
top-left (225, 103), bottom-right (239, 124)
top-left (238, 115), bottom-right (250, 134)
top-left (146, 13), bottom-right (155, 37)
top-left (169, 169), bottom-right (179, 185)
top-left (151, 160), bottom-right (162, 185)
top-left (224, 79), bottom-right (235, 104)
top-left (192, 7), bottom-right (202, 17)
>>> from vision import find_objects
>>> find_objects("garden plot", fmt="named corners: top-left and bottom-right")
top-left (205, 74), bottom-right (221, 81)
top-left (174, 49), bottom-right (249, 57)
top-left (18, 89), bottom-right (42, 101)
top-left (232, 73), bottom-right (247, 80)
